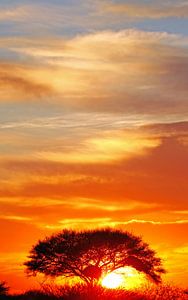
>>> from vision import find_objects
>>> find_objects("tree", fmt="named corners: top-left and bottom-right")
top-left (24, 228), bottom-right (165, 285)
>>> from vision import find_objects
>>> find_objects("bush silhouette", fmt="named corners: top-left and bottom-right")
top-left (25, 228), bottom-right (165, 285)
top-left (0, 281), bottom-right (9, 296)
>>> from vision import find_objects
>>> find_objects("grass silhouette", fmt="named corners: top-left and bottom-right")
top-left (1, 283), bottom-right (188, 300)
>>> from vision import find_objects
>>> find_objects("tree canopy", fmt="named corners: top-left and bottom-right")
top-left (24, 228), bottom-right (165, 284)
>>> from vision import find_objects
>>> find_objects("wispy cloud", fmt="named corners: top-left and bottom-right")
top-left (0, 215), bottom-right (32, 221)
top-left (0, 2), bottom-right (111, 35)
top-left (117, 219), bottom-right (188, 225)
top-left (38, 133), bottom-right (160, 164)
top-left (0, 5), bottom-right (37, 22)
top-left (0, 62), bottom-right (54, 101)
top-left (0, 30), bottom-right (188, 118)
top-left (102, 1), bottom-right (188, 19)
top-left (0, 112), bottom-right (151, 130)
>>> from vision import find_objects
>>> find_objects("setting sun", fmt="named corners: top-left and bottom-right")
top-left (102, 272), bottom-right (124, 289)
top-left (102, 267), bottom-right (146, 290)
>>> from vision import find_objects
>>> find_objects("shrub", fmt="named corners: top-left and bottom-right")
top-left (41, 283), bottom-right (149, 300)
top-left (0, 282), bottom-right (9, 296)
top-left (141, 283), bottom-right (188, 300)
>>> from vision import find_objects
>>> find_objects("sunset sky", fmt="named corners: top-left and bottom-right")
top-left (0, 0), bottom-right (188, 292)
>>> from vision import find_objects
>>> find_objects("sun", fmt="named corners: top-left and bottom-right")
top-left (101, 272), bottom-right (124, 289)
top-left (101, 267), bottom-right (146, 289)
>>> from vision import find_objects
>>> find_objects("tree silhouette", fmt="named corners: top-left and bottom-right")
top-left (24, 228), bottom-right (165, 285)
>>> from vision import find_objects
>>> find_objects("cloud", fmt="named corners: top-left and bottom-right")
top-left (0, 194), bottom-right (161, 230)
top-left (40, 218), bottom-right (188, 231)
top-left (0, 62), bottom-right (54, 101)
top-left (117, 219), bottom-right (188, 225)
top-left (0, 112), bottom-right (148, 130)
top-left (0, 30), bottom-right (188, 117)
top-left (38, 133), bottom-right (160, 164)
top-left (0, 2), bottom-right (111, 35)
top-left (0, 215), bottom-right (32, 221)
top-left (0, 4), bottom-right (74, 25)
top-left (0, 5), bottom-right (36, 22)
top-left (0, 121), bottom-right (187, 217)
top-left (102, 1), bottom-right (188, 19)
top-left (142, 121), bottom-right (188, 135)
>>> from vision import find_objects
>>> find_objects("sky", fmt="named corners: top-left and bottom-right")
top-left (0, 0), bottom-right (188, 293)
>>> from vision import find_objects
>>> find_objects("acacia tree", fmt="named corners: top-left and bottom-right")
top-left (24, 229), bottom-right (165, 285)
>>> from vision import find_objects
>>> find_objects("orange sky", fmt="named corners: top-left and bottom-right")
top-left (0, 0), bottom-right (188, 293)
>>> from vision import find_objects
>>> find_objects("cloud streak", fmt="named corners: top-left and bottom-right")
top-left (0, 62), bottom-right (54, 101)
top-left (0, 30), bottom-right (188, 118)
top-left (103, 1), bottom-right (188, 19)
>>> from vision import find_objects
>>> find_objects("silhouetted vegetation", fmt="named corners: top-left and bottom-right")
top-left (25, 228), bottom-right (165, 285)
top-left (0, 281), bottom-right (9, 296)
top-left (2, 229), bottom-right (186, 299)
top-left (1, 284), bottom-right (188, 300)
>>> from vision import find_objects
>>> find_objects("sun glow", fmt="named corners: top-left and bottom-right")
top-left (101, 272), bottom-right (124, 289)
top-left (101, 267), bottom-right (146, 289)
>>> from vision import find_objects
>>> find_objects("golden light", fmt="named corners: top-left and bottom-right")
top-left (101, 272), bottom-right (124, 289)
top-left (101, 267), bottom-right (146, 289)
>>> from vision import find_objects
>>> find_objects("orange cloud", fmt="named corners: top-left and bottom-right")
top-left (0, 62), bottom-right (54, 101)
top-left (39, 132), bottom-right (160, 164)
top-left (0, 121), bottom-right (187, 214)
